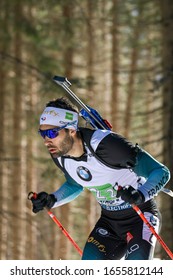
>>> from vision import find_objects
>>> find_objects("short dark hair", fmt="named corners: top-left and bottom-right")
top-left (46, 97), bottom-right (79, 113)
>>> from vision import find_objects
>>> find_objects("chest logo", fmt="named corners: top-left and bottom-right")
top-left (76, 166), bottom-right (92, 181)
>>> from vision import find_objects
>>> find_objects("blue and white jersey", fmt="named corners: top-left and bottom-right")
top-left (52, 128), bottom-right (170, 211)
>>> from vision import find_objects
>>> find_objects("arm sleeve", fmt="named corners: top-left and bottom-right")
top-left (52, 175), bottom-right (84, 208)
top-left (133, 149), bottom-right (171, 201)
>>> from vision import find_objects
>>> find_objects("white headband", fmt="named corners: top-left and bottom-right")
top-left (40, 107), bottom-right (78, 130)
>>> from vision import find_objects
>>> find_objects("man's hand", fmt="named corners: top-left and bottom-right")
top-left (116, 185), bottom-right (145, 205)
top-left (31, 192), bottom-right (57, 213)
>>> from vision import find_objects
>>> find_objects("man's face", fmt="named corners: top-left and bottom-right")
top-left (39, 124), bottom-right (74, 158)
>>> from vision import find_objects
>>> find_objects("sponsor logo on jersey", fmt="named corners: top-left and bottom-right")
top-left (125, 244), bottom-right (139, 259)
top-left (126, 232), bottom-right (133, 243)
top-left (76, 166), bottom-right (92, 181)
top-left (150, 215), bottom-right (157, 226)
top-left (147, 173), bottom-right (169, 198)
top-left (96, 228), bottom-right (109, 237)
top-left (87, 236), bottom-right (106, 253)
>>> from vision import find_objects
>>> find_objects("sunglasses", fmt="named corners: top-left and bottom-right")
top-left (38, 124), bottom-right (68, 139)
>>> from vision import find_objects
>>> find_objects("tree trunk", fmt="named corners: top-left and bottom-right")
top-left (10, 0), bottom-right (23, 259)
top-left (110, 0), bottom-right (119, 131)
top-left (159, 0), bottom-right (173, 259)
top-left (124, 4), bottom-right (144, 138)
top-left (0, 0), bottom-right (9, 259)
top-left (59, 1), bottom-right (75, 259)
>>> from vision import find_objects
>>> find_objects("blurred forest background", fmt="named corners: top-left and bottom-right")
top-left (0, 0), bottom-right (173, 260)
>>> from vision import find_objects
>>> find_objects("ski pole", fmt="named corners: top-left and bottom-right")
top-left (132, 203), bottom-right (173, 260)
top-left (28, 192), bottom-right (83, 257)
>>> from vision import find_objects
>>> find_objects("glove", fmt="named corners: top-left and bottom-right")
top-left (116, 185), bottom-right (145, 205)
top-left (31, 192), bottom-right (57, 213)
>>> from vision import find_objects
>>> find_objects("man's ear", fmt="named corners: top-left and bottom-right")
top-left (69, 129), bottom-right (76, 136)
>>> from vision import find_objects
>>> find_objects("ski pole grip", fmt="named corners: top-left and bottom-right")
top-left (117, 185), bottom-right (123, 191)
top-left (28, 192), bottom-right (51, 211)
top-left (28, 191), bottom-right (37, 200)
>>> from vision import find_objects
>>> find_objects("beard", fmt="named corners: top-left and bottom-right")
top-left (51, 131), bottom-right (74, 158)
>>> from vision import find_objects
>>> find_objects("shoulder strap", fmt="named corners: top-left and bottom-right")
top-left (79, 127), bottom-right (126, 169)
top-left (51, 154), bottom-right (66, 172)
